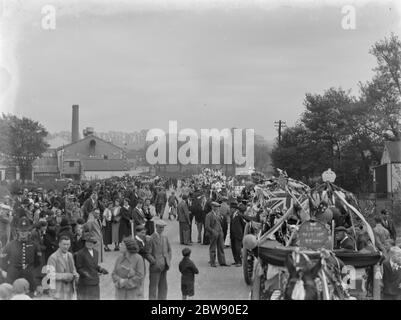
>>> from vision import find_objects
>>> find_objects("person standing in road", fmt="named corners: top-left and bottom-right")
top-left (75, 234), bottom-right (108, 300)
top-left (230, 203), bottom-right (246, 266)
top-left (148, 220), bottom-right (172, 300)
top-left (177, 195), bottom-right (191, 245)
top-left (205, 202), bottom-right (229, 267)
top-left (179, 247), bottom-right (199, 300)
top-left (381, 209), bottom-right (397, 244)
top-left (46, 235), bottom-right (79, 300)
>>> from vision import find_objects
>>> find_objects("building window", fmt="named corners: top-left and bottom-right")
top-left (69, 161), bottom-right (74, 167)
top-left (104, 155), bottom-right (108, 160)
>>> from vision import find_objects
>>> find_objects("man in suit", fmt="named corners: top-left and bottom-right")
top-left (127, 185), bottom-right (139, 209)
top-left (219, 197), bottom-right (231, 243)
top-left (132, 199), bottom-right (146, 232)
top-left (135, 225), bottom-right (153, 264)
top-left (334, 226), bottom-right (355, 251)
top-left (148, 220), bottom-right (172, 300)
top-left (205, 202), bottom-right (229, 267)
top-left (381, 209), bottom-right (397, 243)
top-left (177, 195), bottom-right (191, 245)
top-left (84, 209), bottom-right (104, 263)
top-left (155, 188), bottom-right (167, 219)
top-left (382, 246), bottom-right (401, 300)
top-left (373, 215), bottom-right (392, 253)
top-left (230, 203), bottom-right (246, 266)
top-left (75, 234), bottom-right (108, 300)
top-left (46, 235), bottom-right (79, 300)
top-left (82, 191), bottom-right (99, 222)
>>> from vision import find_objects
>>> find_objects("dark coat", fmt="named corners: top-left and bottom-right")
top-left (382, 218), bottom-right (397, 241)
top-left (133, 208), bottom-right (146, 228)
top-left (72, 234), bottom-right (85, 253)
top-left (382, 259), bottom-right (401, 297)
top-left (190, 199), bottom-right (204, 223)
top-left (43, 227), bottom-right (58, 262)
top-left (337, 236), bottom-right (355, 251)
top-left (179, 256), bottom-right (199, 293)
top-left (230, 210), bottom-right (246, 240)
top-left (119, 206), bottom-right (133, 241)
top-left (135, 235), bottom-right (153, 263)
top-left (75, 247), bottom-right (101, 286)
top-left (177, 201), bottom-right (190, 224)
top-left (82, 198), bottom-right (98, 222)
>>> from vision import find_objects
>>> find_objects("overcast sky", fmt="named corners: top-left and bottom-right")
top-left (0, 0), bottom-right (400, 140)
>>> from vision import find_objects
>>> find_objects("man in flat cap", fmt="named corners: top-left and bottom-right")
top-left (0, 217), bottom-right (42, 296)
top-left (205, 202), bottom-right (229, 267)
top-left (334, 226), bottom-right (355, 251)
top-left (148, 219), bottom-right (172, 300)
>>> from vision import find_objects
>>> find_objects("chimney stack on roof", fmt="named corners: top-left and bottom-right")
top-left (71, 105), bottom-right (80, 143)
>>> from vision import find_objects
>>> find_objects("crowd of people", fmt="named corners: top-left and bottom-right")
top-left (0, 168), bottom-right (400, 300)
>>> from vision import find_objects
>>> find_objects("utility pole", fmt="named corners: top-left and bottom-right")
top-left (274, 120), bottom-right (286, 145)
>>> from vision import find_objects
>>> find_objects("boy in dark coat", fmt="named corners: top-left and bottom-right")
top-left (179, 247), bottom-right (199, 300)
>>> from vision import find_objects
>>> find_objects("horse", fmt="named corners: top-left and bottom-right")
top-left (283, 249), bottom-right (349, 300)
top-left (283, 251), bottom-right (322, 300)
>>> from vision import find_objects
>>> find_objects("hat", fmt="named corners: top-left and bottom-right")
top-left (220, 196), bottom-right (228, 201)
top-left (155, 219), bottom-right (167, 227)
top-left (123, 238), bottom-right (139, 253)
top-left (211, 202), bottom-right (221, 207)
top-left (83, 233), bottom-right (97, 243)
top-left (335, 226), bottom-right (347, 233)
top-left (17, 217), bottom-right (32, 232)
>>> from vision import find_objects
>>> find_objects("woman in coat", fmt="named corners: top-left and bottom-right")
top-left (111, 199), bottom-right (121, 251)
top-left (111, 238), bottom-right (145, 300)
top-left (119, 199), bottom-right (133, 242)
top-left (103, 201), bottom-right (113, 251)
top-left (142, 198), bottom-right (155, 236)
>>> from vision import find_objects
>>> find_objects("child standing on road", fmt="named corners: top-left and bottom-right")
top-left (179, 247), bottom-right (199, 300)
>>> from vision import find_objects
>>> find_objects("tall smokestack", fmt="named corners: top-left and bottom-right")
top-left (71, 104), bottom-right (79, 142)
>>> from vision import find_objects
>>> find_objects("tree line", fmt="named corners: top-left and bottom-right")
top-left (271, 33), bottom-right (401, 193)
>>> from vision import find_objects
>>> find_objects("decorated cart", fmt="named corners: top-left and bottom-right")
top-left (242, 169), bottom-right (383, 300)
top-left (241, 170), bottom-right (310, 285)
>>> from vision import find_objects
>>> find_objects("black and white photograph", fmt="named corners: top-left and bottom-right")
top-left (1, 0), bottom-right (401, 306)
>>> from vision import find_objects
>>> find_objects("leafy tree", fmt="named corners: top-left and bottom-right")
top-left (0, 114), bottom-right (49, 181)
top-left (359, 33), bottom-right (401, 141)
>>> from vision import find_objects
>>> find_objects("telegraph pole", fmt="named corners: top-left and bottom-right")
top-left (274, 120), bottom-right (286, 145)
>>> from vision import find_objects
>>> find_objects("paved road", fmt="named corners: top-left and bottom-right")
top-left (99, 206), bottom-right (250, 300)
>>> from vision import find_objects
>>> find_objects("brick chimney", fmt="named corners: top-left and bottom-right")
top-left (71, 104), bottom-right (80, 142)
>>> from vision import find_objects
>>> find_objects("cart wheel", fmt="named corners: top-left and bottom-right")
top-left (243, 247), bottom-right (254, 285)
top-left (242, 222), bottom-right (255, 285)
top-left (251, 270), bottom-right (261, 300)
